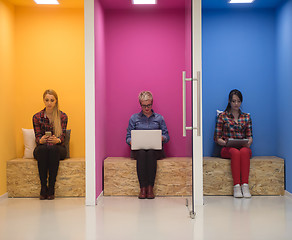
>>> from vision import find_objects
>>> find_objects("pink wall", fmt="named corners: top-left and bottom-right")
top-left (95, 0), bottom-right (106, 198)
top-left (104, 8), bottom-right (192, 157)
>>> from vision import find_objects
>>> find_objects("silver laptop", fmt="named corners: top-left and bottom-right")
top-left (131, 130), bottom-right (162, 150)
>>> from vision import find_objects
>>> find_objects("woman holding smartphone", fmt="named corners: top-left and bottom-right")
top-left (33, 89), bottom-right (68, 200)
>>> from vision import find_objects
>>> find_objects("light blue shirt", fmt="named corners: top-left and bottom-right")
top-left (126, 110), bottom-right (170, 145)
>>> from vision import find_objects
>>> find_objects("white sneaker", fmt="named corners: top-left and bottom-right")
top-left (241, 184), bottom-right (251, 198)
top-left (233, 184), bottom-right (243, 198)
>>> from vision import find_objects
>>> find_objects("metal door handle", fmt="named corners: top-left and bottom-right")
top-left (195, 71), bottom-right (201, 137)
top-left (182, 71), bottom-right (201, 137)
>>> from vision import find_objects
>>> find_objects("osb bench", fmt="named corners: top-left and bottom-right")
top-left (104, 156), bottom-right (284, 196)
top-left (104, 157), bottom-right (192, 196)
top-left (7, 158), bottom-right (85, 198)
top-left (204, 156), bottom-right (284, 196)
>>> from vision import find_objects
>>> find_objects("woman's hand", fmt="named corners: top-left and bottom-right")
top-left (46, 135), bottom-right (61, 145)
top-left (217, 138), bottom-right (227, 147)
top-left (39, 135), bottom-right (49, 144)
top-left (245, 137), bottom-right (253, 148)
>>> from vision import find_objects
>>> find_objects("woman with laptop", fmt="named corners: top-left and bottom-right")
top-left (214, 89), bottom-right (253, 198)
top-left (126, 91), bottom-right (169, 199)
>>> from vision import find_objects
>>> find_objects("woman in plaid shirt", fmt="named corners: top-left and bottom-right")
top-left (214, 89), bottom-right (253, 198)
top-left (33, 89), bottom-right (68, 200)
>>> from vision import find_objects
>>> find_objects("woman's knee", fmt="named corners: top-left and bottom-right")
top-left (49, 145), bottom-right (60, 153)
top-left (227, 148), bottom-right (241, 164)
top-left (135, 150), bottom-right (146, 159)
top-left (221, 147), bottom-right (239, 159)
top-left (49, 145), bottom-right (67, 160)
top-left (33, 145), bottom-right (48, 159)
top-left (222, 147), bottom-right (240, 159)
top-left (240, 147), bottom-right (252, 158)
top-left (146, 149), bottom-right (155, 157)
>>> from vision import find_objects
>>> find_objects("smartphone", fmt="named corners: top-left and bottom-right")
top-left (45, 131), bottom-right (52, 137)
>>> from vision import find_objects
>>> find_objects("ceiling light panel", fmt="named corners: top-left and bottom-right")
top-left (132, 0), bottom-right (157, 4)
top-left (34, 0), bottom-right (59, 4)
top-left (229, 0), bottom-right (255, 3)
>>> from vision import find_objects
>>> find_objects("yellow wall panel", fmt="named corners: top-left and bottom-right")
top-left (15, 7), bottom-right (85, 158)
top-left (0, 0), bottom-right (16, 195)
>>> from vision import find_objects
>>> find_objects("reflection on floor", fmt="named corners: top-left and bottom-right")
top-left (0, 195), bottom-right (292, 240)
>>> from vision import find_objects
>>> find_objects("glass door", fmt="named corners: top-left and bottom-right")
top-left (183, 0), bottom-right (203, 217)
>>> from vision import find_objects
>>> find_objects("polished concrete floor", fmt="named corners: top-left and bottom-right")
top-left (0, 195), bottom-right (292, 240)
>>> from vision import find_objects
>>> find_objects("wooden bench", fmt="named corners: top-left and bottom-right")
top-left (104, 157), bottom-right (192, 196)
top-left (7, 158), bottom-right (85, 198)
top-left (204, 156), bottom-right (284, 195)
top-left (104, 156), bottom-right (284, 196)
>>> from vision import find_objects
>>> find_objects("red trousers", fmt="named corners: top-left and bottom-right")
top-left (221, 147), bottom-right (252, 186)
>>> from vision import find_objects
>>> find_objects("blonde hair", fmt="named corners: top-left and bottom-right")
top-left (43, 89), bottom-right (62, 137)
top-left (138, 91), bottom-right (153, 104)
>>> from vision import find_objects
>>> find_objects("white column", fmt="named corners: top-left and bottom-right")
top-left (84, 0), bottom-right (96, 206)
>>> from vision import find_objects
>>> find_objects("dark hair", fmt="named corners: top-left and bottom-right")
top-left (224, 89), bottom-right (243, 112)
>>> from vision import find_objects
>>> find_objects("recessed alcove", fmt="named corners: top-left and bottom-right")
top-left (90, 0), bottom-right (292, 201)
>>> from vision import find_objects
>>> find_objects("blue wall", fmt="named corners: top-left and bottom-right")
top-left (202, 9), bottom-right (277, 157)
top-left (276, 0), bottom-right (292, 192)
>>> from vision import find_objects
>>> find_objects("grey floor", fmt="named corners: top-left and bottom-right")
top-left (0, 195), bottom-right (292, 240)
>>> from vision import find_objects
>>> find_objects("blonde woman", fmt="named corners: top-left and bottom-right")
top-left (126, 91), bottom-right (169, 199)
top-left (33, 89), bottom-right (68, 200)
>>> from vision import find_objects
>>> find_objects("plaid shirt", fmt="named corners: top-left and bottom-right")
top-left (33, 108), bottom-right (68, 145)
top-left (214, 111), bottom-right (252, 142)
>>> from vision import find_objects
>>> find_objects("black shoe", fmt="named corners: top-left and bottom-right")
top-left (48, 186), bottom-right (55, 195)
top-left (138, 187), bottom-right (147, 199)
top-left (147, 185), bottom-right (155, 199)
top-left (40, 186), bottom-right (48, 200)
top-left (47, 186), bottom-right (55, 200)
top-left (47, 194), bottom-right (55, 200)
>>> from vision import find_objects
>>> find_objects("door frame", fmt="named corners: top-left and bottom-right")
top-left (192, 0), bottom-right (203, 208)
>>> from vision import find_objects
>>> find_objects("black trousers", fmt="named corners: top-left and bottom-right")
top-left (132, 149), bottom-right (164, 188)
top-left (33, 145), bottom-right (67, 189)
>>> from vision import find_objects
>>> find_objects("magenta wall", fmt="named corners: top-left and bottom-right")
top-left (104, 8), bottom-right (192, 157)
top-left (94, 0), bottom-right (106, 198)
